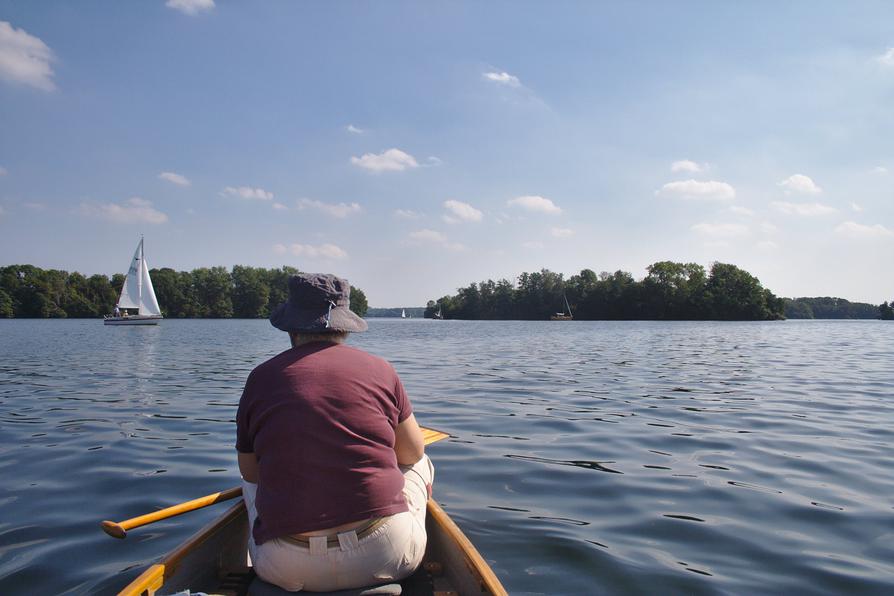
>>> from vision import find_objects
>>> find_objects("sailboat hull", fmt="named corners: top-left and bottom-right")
top-left (104, 315), bottom-right (162, 326)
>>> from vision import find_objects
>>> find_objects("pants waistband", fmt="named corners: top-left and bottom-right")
top-left (282, 517), bottom-right (389, 548)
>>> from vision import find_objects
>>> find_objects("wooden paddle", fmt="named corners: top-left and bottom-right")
top-left (102, 426), bottom-right (450, 539)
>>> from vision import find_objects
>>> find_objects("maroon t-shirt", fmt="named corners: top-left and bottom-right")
top-left (235, 341), bottom-right (413, 544)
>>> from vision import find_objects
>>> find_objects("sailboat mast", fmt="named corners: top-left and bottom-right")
top-left (137, 237), bottom-right (144, 313)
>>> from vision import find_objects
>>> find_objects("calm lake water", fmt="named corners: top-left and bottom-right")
top-left (1, 319), bottom-right (893, 595)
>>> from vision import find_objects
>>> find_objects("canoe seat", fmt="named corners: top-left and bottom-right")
top-left (248, 577), bottom-right (402, 596)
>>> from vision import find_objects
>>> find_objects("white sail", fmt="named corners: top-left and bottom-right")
top-left (116, 241), bottom-right (144, 311)
top-left (139, 252), bottom-right (162, 316)
top-left (115, 238), bottom-right (162, 316)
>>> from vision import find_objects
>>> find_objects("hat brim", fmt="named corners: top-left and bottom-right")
top-left (269, 303), bottom-right (368, 333)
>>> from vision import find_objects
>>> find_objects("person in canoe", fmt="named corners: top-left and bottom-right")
top-left (236, 273), bottom-right (434, 592)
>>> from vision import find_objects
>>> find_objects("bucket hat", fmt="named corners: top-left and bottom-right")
top-left (269, 273), bottom-right (368, 333)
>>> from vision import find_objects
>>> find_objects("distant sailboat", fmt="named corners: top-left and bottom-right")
top-left (401, 309), bottom-right (407, 318)
top-left (550, 294), bottom-right (573, 321)
top-left (104, 237), bottom-right (163, 326)
top-left (432, 305), bottom-right (443, 320)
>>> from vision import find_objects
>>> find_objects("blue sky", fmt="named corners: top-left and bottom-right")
top-left (1, 1), bottom-right (892, 307)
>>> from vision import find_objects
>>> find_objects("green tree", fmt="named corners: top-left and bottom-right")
top-left (232, 266), bottom-right (271, 318)
top-left (87, 274), bottom-right (117, 315)
top-left (0, 288), bottom-right (13, 318)
top-left (642, 261), bottom-right (707, 319)
top-left (192, 267), bottom-right (233, 318)
top-left (350, 286), bottom-right (368, 317)
top-left (880, 301), bottom-right (894, 320)
top-left (706, 263), bottom-right (782, 320)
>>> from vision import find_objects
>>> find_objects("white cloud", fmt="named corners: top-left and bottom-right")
top-left (79, 197), bottom-right (168, 224)
top-left (272, 202), bottom-right (288, 211)
top-left (222, 186), bottom-right (273, 201)
top-left (656, 179), bottom-right (736, 201)
top-left (671, 160), bottom-right (705, 173)
top-left (296, 198), bottom-right (361, 218)
top-left (23, 201), bottom-right (46, 210)
top-left (274, 243), bottom-right (348, 259)
top-left (507, 195), bottom-right (562, 214)
top-left (872, 166), bottom-right (888, 174)
top-left (408, 229), bottom-right (465, 251)
top-left (425, 156), bottom-right (443, 167)
top-left (834, 221), bottom-right (893, 239)
top-left (778, 174), bottom-right (822, 194)
top-left (158, 171), bottom-right (191, 187)
top-left (393, 209), bottom-right (421, 219)
top-left (442, 199), bottom-right (482, 223)
top-left (690, 222), bottom-right (750, 238)
top-left (483, 71), bottom-right (520, 87)
top-left (166, 0), bottom-right (215, 15)
top-left (409, 229), bottom-right (446, 243)
top-left (850, 202), bottom-right (863, 213)
top-left (550, 227), bottom-right (574, 238)
top-left (346, 124), bottom-right (364, 134)
top-left (351, 148), bottom-right (418, 172)
top-left (522, 240), bottom-right (544, 249)
top-left (877, 47), bottom-right (894, 66)
top-left (757, 240), bottom-right (778, 250)
top-left (771, 201), bottom-right (837, 216)
top-left (0, 21), bottom-right (56, 91)
top-left (729, 206), bottom-right (755, 216)
top-left (760, 221), bottom-right (778, 234)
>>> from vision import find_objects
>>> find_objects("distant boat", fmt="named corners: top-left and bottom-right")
top-left (432, 305), bottom-right (443, 319)
top-left (401, 308), bottom-right (407, 318)
top-left (550, 293), bottom-right (573, 321)
top-left (104, 237), bottom-right (163, 326)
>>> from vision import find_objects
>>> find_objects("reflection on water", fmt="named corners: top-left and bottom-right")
top-left (1, 319), bottom-right (893, 594)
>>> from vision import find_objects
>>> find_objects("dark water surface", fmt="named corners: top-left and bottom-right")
top-left (1, 319), bottom-right (893, 595)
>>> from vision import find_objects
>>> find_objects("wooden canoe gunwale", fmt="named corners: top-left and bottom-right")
top-left (426, 499), bottom-right (507, 596)
top-left (119, 500), bottom-right (247, 596)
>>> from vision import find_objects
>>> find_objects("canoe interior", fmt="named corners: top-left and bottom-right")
top-left (119, 499), bottom-right (505, 596)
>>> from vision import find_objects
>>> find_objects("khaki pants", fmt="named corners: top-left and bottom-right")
top-left (243, 455), bottom-right (434, 592)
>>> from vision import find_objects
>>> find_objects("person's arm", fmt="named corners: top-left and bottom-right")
top-left (394, 413), bottom-right (425, 465)
top-left (238, 451), bottom-right (259, 483)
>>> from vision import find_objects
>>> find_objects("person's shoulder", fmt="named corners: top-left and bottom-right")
top-left (249, 348), bottom-right (295, 378)
top-left (336, 344), bottom-right (395, 370)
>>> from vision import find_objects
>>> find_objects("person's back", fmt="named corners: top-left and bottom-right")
top-left (236, 273), bottom-right (432, 592)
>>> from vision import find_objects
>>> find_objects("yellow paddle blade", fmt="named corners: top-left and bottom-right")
top-left (421, 426), bottom-right (450, 445)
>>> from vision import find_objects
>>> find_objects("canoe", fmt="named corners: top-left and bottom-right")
top-left (117, 497), bottom-right (506, 596)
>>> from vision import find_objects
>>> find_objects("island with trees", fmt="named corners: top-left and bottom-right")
top-left (423, 261), bottom-right (890, 321)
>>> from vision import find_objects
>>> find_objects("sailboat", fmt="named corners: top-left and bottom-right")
top-left (104, 237), bottom-right (163, 326)
top-left (550, 293), bottom-right (573, 321)
top-left (401, 308), bottom-right (407, 318)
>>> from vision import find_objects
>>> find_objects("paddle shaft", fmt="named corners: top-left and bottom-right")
top-left (102, 425), bottom-right (449, 539)
top-left (101, 487), bottom-right (243, 538)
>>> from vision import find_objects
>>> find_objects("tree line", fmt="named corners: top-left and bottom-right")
top-left (426, 261), bottom-right (786, 321)
top-left (0, 265), bottom-right (368, 319)
top-left (783, 297), bottom-right (881, 319)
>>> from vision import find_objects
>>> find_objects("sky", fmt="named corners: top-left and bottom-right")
top-left (1, 1), bottom-right (893, 307)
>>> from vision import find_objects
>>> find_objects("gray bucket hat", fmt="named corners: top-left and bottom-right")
top-left (270, 273), bottom-right (368, 334)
